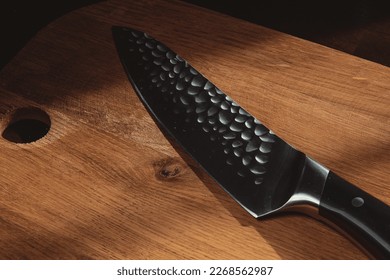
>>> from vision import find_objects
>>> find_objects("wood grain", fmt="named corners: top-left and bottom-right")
top-left (0, 0), bottom-right (389, 259)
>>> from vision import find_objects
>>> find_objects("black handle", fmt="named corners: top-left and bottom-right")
top-left (319, 171), bottom-right (390, 259)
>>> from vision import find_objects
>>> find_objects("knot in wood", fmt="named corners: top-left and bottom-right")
top-left (154, 157), bottom-right (184, 180)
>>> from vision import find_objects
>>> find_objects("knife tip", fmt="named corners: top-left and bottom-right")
top-left (111, 25), bottom-right (126, 34)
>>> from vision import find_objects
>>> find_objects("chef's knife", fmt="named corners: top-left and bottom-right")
top-left (112, 26), bottom-right (390, 259)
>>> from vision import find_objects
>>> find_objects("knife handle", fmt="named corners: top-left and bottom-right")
top-left (319, 171), bottom-right (390, 259)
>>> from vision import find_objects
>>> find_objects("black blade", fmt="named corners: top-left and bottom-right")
top-left (112, 26), bottom-right (306, 217)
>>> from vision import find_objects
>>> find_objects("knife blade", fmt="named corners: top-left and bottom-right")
top-left (112, 26), bottom-right (390, 259)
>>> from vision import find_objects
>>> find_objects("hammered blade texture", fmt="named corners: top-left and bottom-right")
top-left (113, 27), bottom-right (305, 216)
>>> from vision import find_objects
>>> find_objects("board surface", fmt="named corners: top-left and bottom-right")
top-left (0, 0), bottom-right (389, 259)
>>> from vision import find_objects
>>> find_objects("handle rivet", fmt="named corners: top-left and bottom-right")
top-left (351, 197), bottom-right (364, 208)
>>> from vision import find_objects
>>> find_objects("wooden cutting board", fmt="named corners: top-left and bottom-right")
top-left (0, 0), bottom-right (389, 259)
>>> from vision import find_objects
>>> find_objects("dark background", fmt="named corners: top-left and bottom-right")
top-left (0, 0), bottom-right (389, 70)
